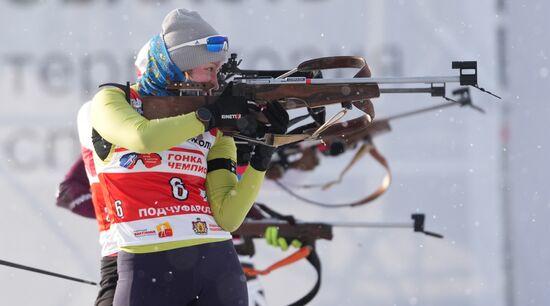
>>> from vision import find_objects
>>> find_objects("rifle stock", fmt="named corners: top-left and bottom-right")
top-left (141, 95), bottom-right (212, 119)
top-left (140, 83), bottom-right (379, 119)
top-left (237, 83), bottom-right (380, 109)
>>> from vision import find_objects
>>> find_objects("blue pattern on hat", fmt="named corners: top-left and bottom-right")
top-left (138, 34), bottom-right (187, 96)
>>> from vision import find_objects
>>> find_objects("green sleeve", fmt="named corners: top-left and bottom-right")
top-left (206, 134), bottom-right (266, 232)
top-left (90, 87), bottom-right (205, 153)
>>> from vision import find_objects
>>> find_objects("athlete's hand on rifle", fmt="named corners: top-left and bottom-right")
top-left (265, 226), bottom-right (303, 251)
top-left (202, 83), bottom-right (258, 133)
top-left (261, 100), bottom-right (289, 135)
top-left (236, 143), bottom-right (254, 166)
top-left (249, 101), bottom-right (289, 171)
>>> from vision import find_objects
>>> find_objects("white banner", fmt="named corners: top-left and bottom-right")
top-left (0, 1), bottom-right (504, 306)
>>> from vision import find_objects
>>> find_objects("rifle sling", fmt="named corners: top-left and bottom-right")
top-left (242, 246), bottom-right (322, 306)
top-left (289, 249), bottom-right (322, 306)
top-left (242, 246), bottom-right (311, 277)
top-left (274, 143), bottom-right (391, 208)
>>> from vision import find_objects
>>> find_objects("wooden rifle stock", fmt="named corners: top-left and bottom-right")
top-left (236, 83), bottom-right (380, 110)
top-left (140, 83), bottom-right (379, 119)
top-left (141, 96), bottom-right (213, 119)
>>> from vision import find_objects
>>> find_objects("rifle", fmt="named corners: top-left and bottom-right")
top-left (233, 221), bottom-right (333, 255)
top-left (231, 212), bottom-right (442, 306)
top-left (140, 54), bottom-right (498, 147)
top-left (232, 212), bottom-right (442, 255)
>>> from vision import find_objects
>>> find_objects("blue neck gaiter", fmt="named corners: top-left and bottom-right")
top-left (138, 34), bottom-right (187, 97)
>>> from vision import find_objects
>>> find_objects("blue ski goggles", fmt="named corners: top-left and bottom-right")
top-left (167, 35), bottom-right (229, 53)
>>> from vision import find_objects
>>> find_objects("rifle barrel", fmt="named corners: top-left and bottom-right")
top-left (327, 222), bottom-right (413, 228)
top-left (240, 220), bottom-right (411, 228)
top-left (379, 87), bottom-right (435, 94)
top-left (239, 76), bottom-right (461, 85)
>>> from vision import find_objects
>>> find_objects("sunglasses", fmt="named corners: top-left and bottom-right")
top-left (167, 35), bottom-right (229, 53)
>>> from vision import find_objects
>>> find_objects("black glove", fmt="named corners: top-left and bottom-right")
top-left (236, 143), bottom-right (254, 166)
top-left (262, 101), bottom-right (289, 134)
top-left (248, 101), bottom-right (289, 171)
top-left (203, 83), bottom-right (255, 131)
top-left (250, 144), bottom-right (277, 172)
